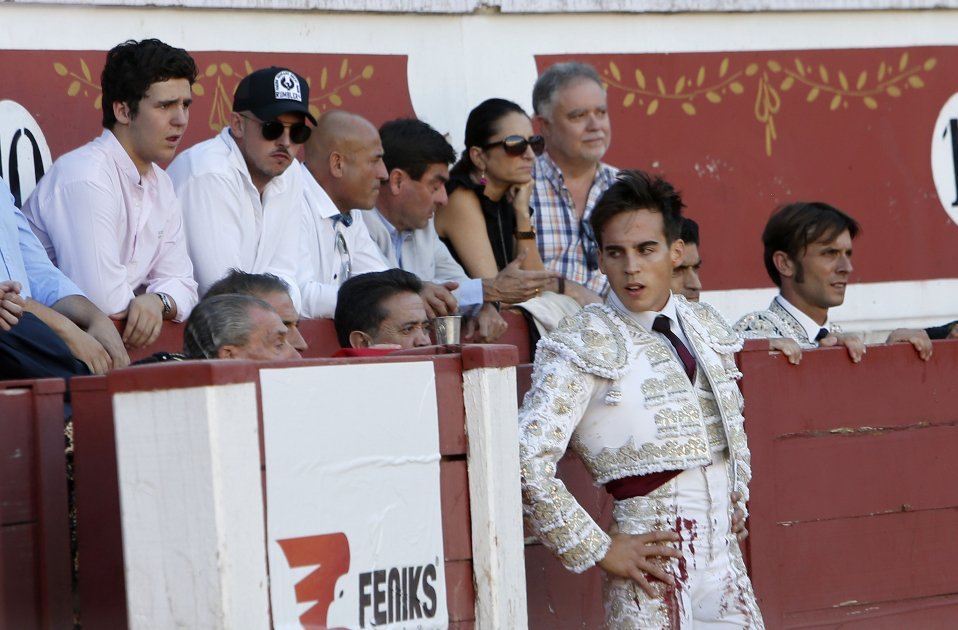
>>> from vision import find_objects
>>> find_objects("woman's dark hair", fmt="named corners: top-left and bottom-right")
top-left (450, 98), bottom-right (528, 179)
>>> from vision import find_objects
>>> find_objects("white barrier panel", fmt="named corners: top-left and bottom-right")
top-left (463, 364), bottom-right (528, 629)
top-left (261, 362), bottom-right (447, 630)
top-left (112, 382), bottom-right (269, 630)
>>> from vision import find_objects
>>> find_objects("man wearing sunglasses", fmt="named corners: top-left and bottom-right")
top-left (296, 110), bottom-right (390, 318)
top-left (531, 61), bottom-right (617, 304)
top-left (168, 66), bottom-right (315, 309)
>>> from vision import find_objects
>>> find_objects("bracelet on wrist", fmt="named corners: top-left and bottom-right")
top-left (557, 276), bottom-right (566, 295)
top-left (515, 229), bottom-right (536, 240)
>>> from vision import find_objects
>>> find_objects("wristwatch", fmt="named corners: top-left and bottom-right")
top-left (156, 292), bottom-right (173, 317)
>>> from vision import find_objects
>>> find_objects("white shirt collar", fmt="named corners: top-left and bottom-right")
top-left (608, 290), bottom-right (695, 356)
top-left (607, 290), bottom-right (679, 332)
top-left (775, 294), bottom-right (828, 343)
top-left (99, 129), bottom-right (154, 187)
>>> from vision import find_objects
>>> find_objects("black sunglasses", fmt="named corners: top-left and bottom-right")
top-left (482, 134), bottom-right (545, 157)
top-left (239, 113), bottom-right (312, 144)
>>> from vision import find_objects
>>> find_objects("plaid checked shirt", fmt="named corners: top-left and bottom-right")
top-left (531, 153), bottom-right (617, 296)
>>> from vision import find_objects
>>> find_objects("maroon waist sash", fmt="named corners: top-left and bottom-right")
top-left (605, 470), bottom-right (682, 500)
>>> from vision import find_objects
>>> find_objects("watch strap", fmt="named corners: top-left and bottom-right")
top-left (156, 292), bottom-right (173, 316)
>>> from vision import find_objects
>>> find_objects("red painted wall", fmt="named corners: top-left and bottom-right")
top-left (0, 49), bottom-right (413, 161)
top-left (3, 46), bottom-right (956, 293)
top-left (537, 48), bottom-right (958, 289)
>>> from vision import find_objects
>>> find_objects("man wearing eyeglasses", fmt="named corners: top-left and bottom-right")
top-left (296, 110), bottom-right (390, 318)
top-left (531, 61), bottom-right (617, 304)
top-left (168, 66), bottom-right (315, 309)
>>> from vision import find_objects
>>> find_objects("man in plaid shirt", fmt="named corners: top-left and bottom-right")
top-left (532, 61), bottom-right (617, 303)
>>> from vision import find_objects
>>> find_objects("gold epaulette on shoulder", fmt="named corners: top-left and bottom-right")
top-left (537, 304), bottom-right (631, 380)
top-left (678, 297), bottom-right (743, 353)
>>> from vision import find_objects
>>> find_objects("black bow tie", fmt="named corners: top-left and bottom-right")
top-left (815, 327), bottom-right (829, 341)
top-left (332, 212), bottom-right (353, 228)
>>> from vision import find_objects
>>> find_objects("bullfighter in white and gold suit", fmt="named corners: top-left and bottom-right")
top-left (519, 171), bottom-right (764, 629)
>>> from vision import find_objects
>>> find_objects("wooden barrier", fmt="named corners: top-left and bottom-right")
top-left (0, 379), bottom-right (72, 630)
top-left (70, 362), bottom-right (261, 630)
top-left (739, 338), bottom-right (958, 628)
top-left (69, 345), bottom-right (523, 629)
top-left (18, 319), bottom-right (954, 628)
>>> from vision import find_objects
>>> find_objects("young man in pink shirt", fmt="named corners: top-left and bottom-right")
top-left (23, 38), bottom-right (199, 349)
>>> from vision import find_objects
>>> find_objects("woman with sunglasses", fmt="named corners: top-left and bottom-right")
top-left (435, 98), bottom-right (549, 285)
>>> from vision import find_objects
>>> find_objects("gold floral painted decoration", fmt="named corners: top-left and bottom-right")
top-left (52, 57), bottom-right (376, 131)
top-left (603, 51), bottom-right (937, 156)
top-left (53, 60), bottom-right (102, 110)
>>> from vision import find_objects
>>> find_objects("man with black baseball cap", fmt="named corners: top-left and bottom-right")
top-left (168, 66), bottom-right (316, 307)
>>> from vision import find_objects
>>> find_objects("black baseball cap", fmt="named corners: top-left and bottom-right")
top-left (233, 66), bottom-right (317, 125)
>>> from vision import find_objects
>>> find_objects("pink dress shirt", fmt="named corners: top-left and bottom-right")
top-left (22, 130), bottom-right (198, 320)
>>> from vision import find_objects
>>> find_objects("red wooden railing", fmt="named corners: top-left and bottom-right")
top-left (0, 379), bottom-right (72, 630)
top-left (3, 313), bottom-right (956, 630)
top-left (739, 338), bottom-right (958, 628)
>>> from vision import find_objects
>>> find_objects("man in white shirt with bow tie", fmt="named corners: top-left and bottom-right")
top-left (735, 201), bottom-right (931, 362)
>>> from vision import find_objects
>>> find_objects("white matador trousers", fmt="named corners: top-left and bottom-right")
top-left (603, 450), bottom-right (765, 629)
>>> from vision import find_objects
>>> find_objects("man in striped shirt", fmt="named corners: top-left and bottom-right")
top-left (531, 61), bottom-right (617, 304)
